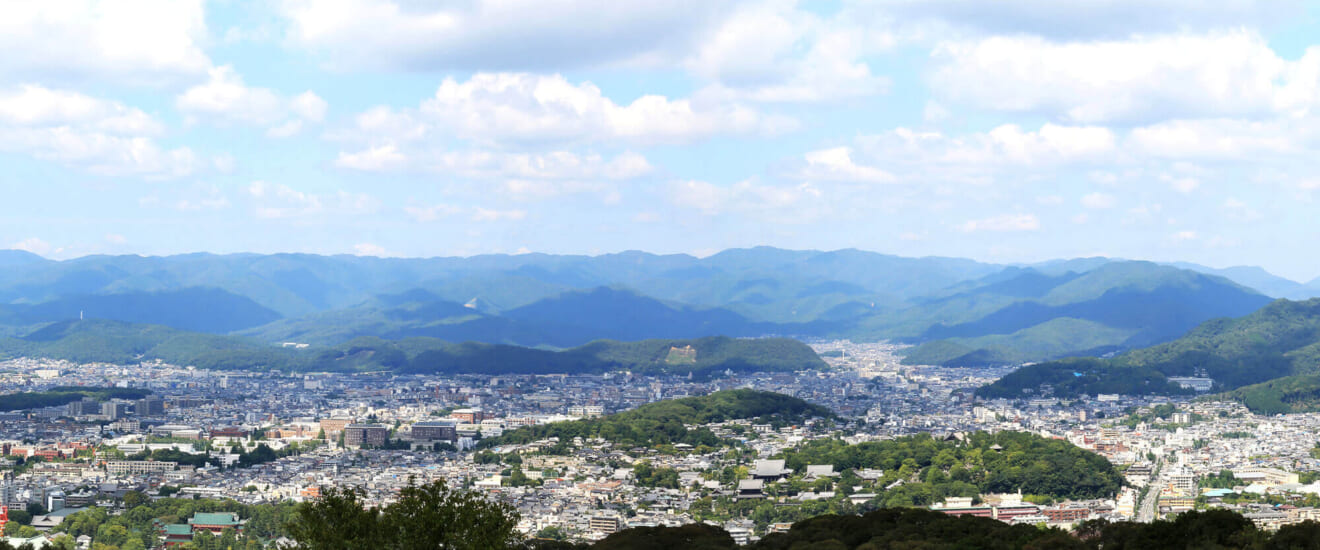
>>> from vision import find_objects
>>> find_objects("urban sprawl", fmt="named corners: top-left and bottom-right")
top-left (1, 343), bottom-right (1315, 547)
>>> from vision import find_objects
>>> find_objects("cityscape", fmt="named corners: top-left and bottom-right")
top-left (2, 340), bottom-right (1320, 547)
top-left (5, 1), bottom-right (1320, 549)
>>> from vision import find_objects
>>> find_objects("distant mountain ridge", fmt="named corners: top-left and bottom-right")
top-left (0, 288), bottom-right (281, 334)
top-left (0, 248), bottom-right (1303, 368)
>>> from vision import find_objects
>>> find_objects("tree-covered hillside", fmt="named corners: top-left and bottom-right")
top-left (978, 298), bottom-right (1320, 399)
top-left (779, 431), bottom-right (1122, 503)
top-left (483, 389), bottom-right (833, 449)
top-left (0, 320), bottom-right (822, 378)
top-left (403, 336), bottom-right (825, 377)
top-left (899, 262), bottom-right (1270, 367)
top-left (1224, 374), bottom-right (1320, 415)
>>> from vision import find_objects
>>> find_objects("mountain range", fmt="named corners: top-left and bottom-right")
top-left (0, 247), bottom-right (1313, 370)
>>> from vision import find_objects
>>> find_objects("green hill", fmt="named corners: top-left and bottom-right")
top-left (898, 318), bottom-right (1135, 367)
top-left (1223, 374), bottom-right (1320, 415)
top-left (403, 336), bottom-right (824, 377)
top-left (899, 262), bottom-right (1270, 366)
top-left (484, 389), bottom-right (833, 449)
top-left (0, 319), bottom-right (823, 377)
top-left (778, 431), bottom-right (1121, 503)
top-left (977, 298), bottom-right (1320, 399)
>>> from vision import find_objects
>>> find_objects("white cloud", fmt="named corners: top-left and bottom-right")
top-left (419, 73), bottom-right (791, 146)
top-left (686, 1), bottom-right (891, 103)
top-left (404, 203), bottom-right (462, 222)
top-left (798, 147), bottom-right (895, 183)
top-left (213, 153), bottom-right (236, 173)
top-left (431, 151), bottom-right (652, 181)
top-left (247, 181), bottom-right (377, 219)
top-left (931, 31), bottom-right (1320, 123)
top-left (337, 74), bottom-right (791, 150)
top-left (353, 243), bottom-right (388, 256)
top-left (0, 85), bottom-right (195, 178)
top-left (177, 65), bottom-right (328, 134)
top-left (0, 0), bottom-right (211, 84)
top-left (10, 237), bottom-right (52, 256)
top-left (266, 120), bottom-right (304, 139)
top-left (1089, 171), bottom-right (1119, 185)
top-left (879, 0), bottom-right (1298, 39)
top-left (836, 123), bottom-right (1116, 186)
top-left (1080, 192), bottom-right (1116, 209)
top-left (104, 233), bottom-right (126, 245)
top-left (471, 207), bottom-right (527, 222)
top-left (0, 85), bottom-right (161, 135)
top-left (336, 145), bottom-right (408, 172)
top-left (669, 178), bottom-right (826, 222)
top-left (1127, 118), bottom-right (1302, 159)
top-left (338, 147), bottom-right (649, 201)
top-left (1161, 174), bottom-right (1201, 193)
top-left (280, 0), bottom-right (731, 71)
top-left (290, 91), bottom-right (329, 122)
top-left (923, 101), bottom-right (952, 123)
top-left (958, 214), bottom-right (1040, 232)
top-left (1171, 230), bottom-right (1199, 242)
top-left (140, 183), bottom-right (232, 212)
top-left (1222, 197), bottom-right (1262, 222)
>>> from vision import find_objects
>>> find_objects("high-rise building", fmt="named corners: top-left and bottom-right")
top-left (136, 398), bottom-right (165, 416)
top-left (101, 401), bottom-right (130, 421)
top-left (67, 399), bottom-right (97, 417)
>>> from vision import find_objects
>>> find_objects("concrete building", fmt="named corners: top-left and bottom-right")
top-left (589, 515), bottom-right (621, 534)
top-left (136, 398), bottom-right (165, 416)
top-left (343, 424), bottom-right (388, 448)
top-left (106, 461), bottom-right (177, 476)
top-left (101, 401), bottom-right (129, 421)
top-left (411, 421), bottom-right (457, 442)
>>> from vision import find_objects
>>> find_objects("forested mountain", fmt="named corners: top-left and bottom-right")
top-left (1168, 262), bottom-right (1320, 299)
top-left (898, 262), bottom-right (1270, 366)
top-left (0, 248), bottom-right (1300, 369)
top-left (977, 298), bottom-right (1320, 402)
top-left (0, 317), bottom-right (820, 378)
top-left (0, 288), bottom-right (280, 334)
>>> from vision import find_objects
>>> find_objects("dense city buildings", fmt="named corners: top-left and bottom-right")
top-left (4, 343), bottom-right (1320, 546)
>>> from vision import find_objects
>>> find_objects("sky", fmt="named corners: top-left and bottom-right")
top-left (3, 1), bottom-right (1320, 281)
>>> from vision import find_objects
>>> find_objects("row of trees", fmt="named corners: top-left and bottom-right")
top-left (33, 476), bottom-right (1320, 550)
top-left (284, 486), bottom-right (1320, 550)
top-left (0, 387), bottom-right (151, 412)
